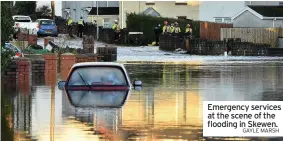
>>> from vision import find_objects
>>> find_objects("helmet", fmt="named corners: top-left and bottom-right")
top-left (174, 22), bottom-right (178, 26)
top-left (114, 20), bottom-right (118, 23)
top-left (171, 23), bottom-right (174, 26)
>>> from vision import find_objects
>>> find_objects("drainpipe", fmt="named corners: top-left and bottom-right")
top-left (273, 18), bottom-right (276, 28)
top-left (121, 1), bottom-right (124, 29)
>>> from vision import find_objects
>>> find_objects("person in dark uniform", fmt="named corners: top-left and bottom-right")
top-left (77, 16), bottom-right (85, 38)
top-left (154, 24), bottom-right (162, 46)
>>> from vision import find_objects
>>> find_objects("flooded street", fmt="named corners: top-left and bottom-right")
top-left (2, 59), bottom-right (283, 141)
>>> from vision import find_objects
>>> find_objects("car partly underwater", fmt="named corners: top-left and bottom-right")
top-left (58, 62), bottom-right (142, 108)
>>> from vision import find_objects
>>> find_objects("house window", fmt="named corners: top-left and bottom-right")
top-left (175, 1), bottom-right (187, 5)
top-left (215, 18), bottom-right (223, 23)
top-left (146, 1), bottom-right (155, 5)
top-left (103, 18), bottom-right (111, 28)
top-left (224, 18), bottom-right (231, 23)
top-left (177, 16), bottom-right (186, 20)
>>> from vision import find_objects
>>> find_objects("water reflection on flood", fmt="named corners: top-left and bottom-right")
top-left (2, 62), bottom-right (283, 141)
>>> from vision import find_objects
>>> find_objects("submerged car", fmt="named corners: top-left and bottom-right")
top-left (58, 62), bottom-right (142, 108)
top-left (58, 62), bottom-right (142, 90)
top-left (36, 19), bottom-right (58, 37)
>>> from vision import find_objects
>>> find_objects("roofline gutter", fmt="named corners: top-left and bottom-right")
top-left (263, 17), bottom-right (283, 20)
top-left (232, 6), bottom-right (283, 20)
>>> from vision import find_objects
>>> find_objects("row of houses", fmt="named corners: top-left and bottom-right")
top-left (61, 1), bottom-right (283, 28)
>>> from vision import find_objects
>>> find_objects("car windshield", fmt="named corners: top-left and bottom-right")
top-left (14, 17), bottom-right (31, 22)
top-left (66, 90), bottom-right (129, 107)
top-left (67, 67), bottom-right (128, 86)
top-left (40, 20), bottom-right (55, 25)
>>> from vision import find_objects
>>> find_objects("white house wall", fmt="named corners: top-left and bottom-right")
top-left (199, 1), bottom-right (246, 22)
top-left (233, 10), bottom-right (283, 27)
top-left (62, 1), bottom-right (119, 22)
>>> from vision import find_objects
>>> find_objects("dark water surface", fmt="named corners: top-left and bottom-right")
top-left (2, 62), bottom-right (283, 141)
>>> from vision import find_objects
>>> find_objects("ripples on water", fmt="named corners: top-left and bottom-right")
top-left (2, 62), bottom-right (283, 141)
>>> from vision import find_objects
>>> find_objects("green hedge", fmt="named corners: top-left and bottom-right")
top-left (126, 13), bottom-right (200, 44)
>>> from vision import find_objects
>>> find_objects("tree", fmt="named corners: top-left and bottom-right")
top-left (1, 3), bottom-right (15, 140)
top-left (36, 5), bottom-right (51, 18)
top-left (1, 1), bottom-right (14, 44)
top-left (14, 1), bottom-right (37, 16)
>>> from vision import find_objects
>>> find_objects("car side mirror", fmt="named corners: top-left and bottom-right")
top-left (58, 81), bottom-right (66, 90)
top-left (134, 86), bottom-right (142, 91)
top-left (133, 80), bottom-right (142, 87)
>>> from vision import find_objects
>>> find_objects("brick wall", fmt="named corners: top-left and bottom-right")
top-left (59, 53), bottom-right (99, 80)
top-left (60, 54), bottom-right (76, 81)
top-left (17, 58), bottom-right (31, 95)
top-left (43, 54), bottom-right (57, 86)
top-left (75, 54), bottom-right (98, 63)
top-left (83, 35), bottom-right (95, 53)
top-left (1, 58), bottom-right (31, 91)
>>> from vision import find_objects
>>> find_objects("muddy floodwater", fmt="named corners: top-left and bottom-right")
top-left (2, 61), bottom-right (283, 141)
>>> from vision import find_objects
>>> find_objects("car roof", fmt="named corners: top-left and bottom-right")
top-left (69, 62), bottom-right (132, 88)
top-left (13, 15), bottom-right (30, 17)
top-left (72, 62), bottom-right (125, 68)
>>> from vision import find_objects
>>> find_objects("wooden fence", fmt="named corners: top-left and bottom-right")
top-left (200, 22), bottom-right (233, 41)
top-left (221, 28), bottom-right (283, 48)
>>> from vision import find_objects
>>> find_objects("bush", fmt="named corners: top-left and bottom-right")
top-left (126, 13), bottom-right (200, 44)
top-left (1, 46), bottom-right (15, 75)
top-left (22, 46), bottom-right (50, 54)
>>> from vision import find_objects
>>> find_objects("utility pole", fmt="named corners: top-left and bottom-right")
top-left (96, 1), bottom-right (99, 40)
top-left (51, 1), bottom-right (55, 20)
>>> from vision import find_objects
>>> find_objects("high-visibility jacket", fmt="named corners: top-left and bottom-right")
top-left (112, 23), bottom-right (120, 31)
top-left (67, 18), bottom-right (73, 25)
top-left (174, 27), bottom-right (181, 33)
top-left (162, 25), bottom-right (171, 33)
top-left (185, 28), bottom-right (192, 33)
top-left (170, 26), bottom-right (175, 33)
top-left (78, 19), bottom-right (84, 26)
